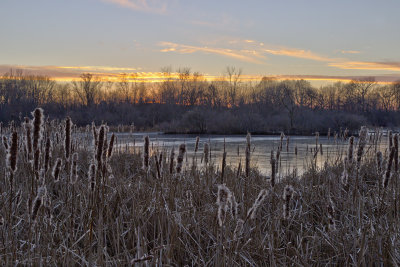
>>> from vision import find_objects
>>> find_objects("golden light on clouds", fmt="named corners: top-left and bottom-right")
top-left (159, 41), bottom-right (266, 64)
top-left (328, 61), bottom-right (400, 72)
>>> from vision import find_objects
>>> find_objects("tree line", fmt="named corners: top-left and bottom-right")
top-left (1, 67), bottom-right (400, 134)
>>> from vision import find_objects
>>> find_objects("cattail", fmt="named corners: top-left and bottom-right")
top-left (194, 136), bottom-right (200, 153)
top-left (229, 193), bottom-right (238, 220)
top-left (65, 117), bottom-right (71, 160)
top-left (327, 128), bottom-right (331, 140)
top-left (270, 156), bottom-right (276, 188)
top-left (70, 153), bottom-right (78, 184)
top-left (245, 132), bottom-right (251, 177)
top-left (393, 134), bottom-right (398, 172)
top-left (283, 185), bottom-right (294, 219)
top-left (320, 143), bottom-right (323, 155)
top-left (155, 155), bottom-right (161, 179)
top-left (327, 197), bottom-right (336, 231)
top-left (34, 148), bottom-right (40, 174)
top-left (31, 186), bottom-right (46, 222)
top-left (169, 147), bottom-right (175, 174)
top-left (6, 131), bottom-right (18, 174)
top-left (96, 125), bottom-right (105, 167)
top-left (276, 150), bottom-right (280, 173)
top-left (356, 126), bottom-right (368, 168)
top-left (388, 130), bottom-right (393, 150)
top-left (221, 151), bottom-right (226, 182)
top-left (347, 136), bottom-right (354, 163)
top-left (2, 136), bottom-right (8, 150)
top-left (32, 108), bottom-right (43, 153)
top-left (88, 163), bottom-right (96, 192)
top-left (376, 151), bottom-right (383, 174)
top-left (143, 135), bottom-right (149, 170)
top-left (341, 157), bottom-right (349, 186)
top-left (24, 117), bottom-right (32, 159)
top-left (315, 132), bottom-right (319, 149)
top-left (279, 132), bottom-right (284, 151)
top-left (247, 189), bottom-right (268, 220)
top-left (51, 158), bottom-right (62, 181)
top-left (217, 184), bottom-right (232, 226)
top-left (383, 146), bottom-right (395, 189)
top-left (176, 144), bottom-right (186, 174)
top-left (233, 219), bottom-right (244, 239)
top-left (203, 143), bottom-right (209, 164)
top-left (295, 145), bottom-right (298, 156)
top-left (107, 133), bottom-right (115, 158)
top-left (44, 137), bottom-right (51, 172)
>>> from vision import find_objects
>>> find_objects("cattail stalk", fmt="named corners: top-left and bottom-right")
top-left (65, 117), bottom-right (71, 160)
top-left (247, 189), bottom-right (268, 220)
top-left (52, 158), bottom-right (62, 181)
top-left (143, 136), bottom-right (149, 170)
top-left (176, 144), bottom-right (186, 174)
top-left (383, 147), bottom-right (395, 189)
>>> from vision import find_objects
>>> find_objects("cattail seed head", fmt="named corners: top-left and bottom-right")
top-left (143, 135), bottom-right (150, 170)
top-left (233, 219), bottom-right (244, 239)
top-left (283, 185), bottom-right (294, 219)
top-left (203, 143), bottom-right (209, 164)
top-left (31, 186), bottom-right (46, 222)
top-left (96, 125), bottom-right (105, 166)
top-left (383, 146), bottom-right (395, 189)
top-left (32, 108), bottom-right (43, 153)
top-left (356, 126), bottom-right (368, 168)
top-left (6, 131), bottom-right (18, 173)
top-left (65, 117), bottom-right (71, 160)
top-left (347, 136), bottom-right (354, 163)
top-left (52, 158), bottom-right (62, 181)
top-left (44, 137), bottom-right (51, 172)
top-left (107, 133), bottom-right (115, 158)
top-left (176, 144), bottom-right (186, 174)
top-left (70, 153), bottom-right (78, 184)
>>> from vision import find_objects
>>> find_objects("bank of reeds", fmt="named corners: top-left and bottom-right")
top-left (0, 109), bottom-right (399, 266)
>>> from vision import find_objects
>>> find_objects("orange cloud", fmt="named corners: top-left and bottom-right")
top-left (263, 48), bottom-right (335, 62)
top-left (328, 61), bottom-right (400, 72)
top-left (159, 41), bottom-right (266, 64)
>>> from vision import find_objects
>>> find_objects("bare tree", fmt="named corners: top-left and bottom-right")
top-left (72, 73), bottom-right (102, 107)
top-left (225, 66), bottom-right (242, 107)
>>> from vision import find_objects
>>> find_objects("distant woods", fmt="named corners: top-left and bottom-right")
top-left (1, 68), bottom-right (400, 134)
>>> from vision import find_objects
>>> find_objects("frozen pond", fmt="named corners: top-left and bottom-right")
top-left (107, 132), bottom-right (378, 175)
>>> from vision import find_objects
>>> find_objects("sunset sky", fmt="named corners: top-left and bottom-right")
top-left (1, 0), bottom-right (400, 84)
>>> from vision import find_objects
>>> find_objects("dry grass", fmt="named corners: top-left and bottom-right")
top-left (0, 110), bottom-right (399, 266)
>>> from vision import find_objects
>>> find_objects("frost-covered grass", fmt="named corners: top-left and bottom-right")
top-left (0, 112), bottom-right (399, 266)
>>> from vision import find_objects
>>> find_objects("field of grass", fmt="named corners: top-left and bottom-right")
top-left (0, 108), bottom-right (399, 266)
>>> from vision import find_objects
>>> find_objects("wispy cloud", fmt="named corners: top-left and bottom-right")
top-left (159, 41), bottom-right (266, 64)
top-left (102, 0), bottom-right (167, 14)
top-left (341, 50), bottom-right (361, 54)
top-left (263, 47), bottom-right (335, 62)
top-left (328, 61), bottom-right (400, 71)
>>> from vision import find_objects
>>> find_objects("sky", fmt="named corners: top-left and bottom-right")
top-left (1, 0), bottom-right (400, 85)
